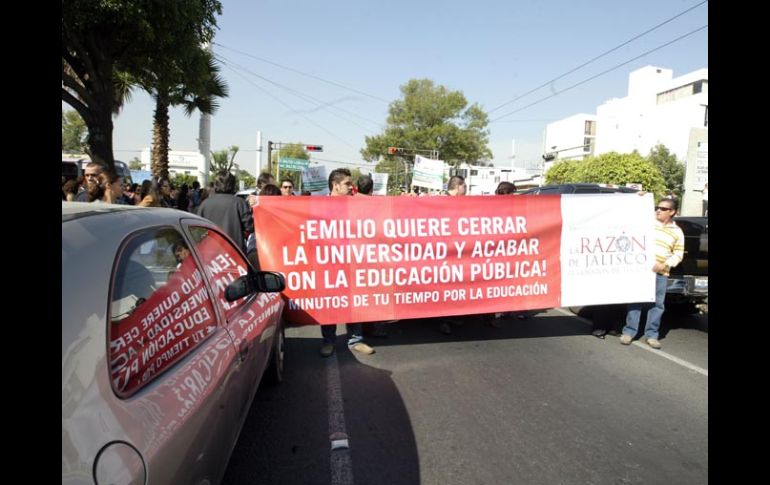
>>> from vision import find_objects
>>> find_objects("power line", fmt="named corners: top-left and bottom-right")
top-left (493, 119), bottom-right (556, 123)
top-left (310, 157), bottom-right (377, 167)
top-left (490, 25), bottom-right (707, 123)
top-left (219, 61), bottom-right (362, 151)
top-left (488, 0), bottom-right (708, 114)
top-left (217, 54), bottom-right (377, 127)
top-left (216, 54), bottom-right (383, 130)
top-left (214, 42), bottom-right (390, 103)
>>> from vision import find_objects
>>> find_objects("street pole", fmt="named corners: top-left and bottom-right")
top-left (404, 159), bottom-right (408, 193)
top-left (256, 131), bottom-right (262, 176)
top-left (276, 147), bottom-right (280, 179)
top-left (198, 42), bottom-right (213, 186)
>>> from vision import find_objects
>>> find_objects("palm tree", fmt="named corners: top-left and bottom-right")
top-left (209, 146), bottom-right (240, 177)
top-left (144, 47), bottom-right (228, 179)
top-left (62, 0), bottom-right (222, 175)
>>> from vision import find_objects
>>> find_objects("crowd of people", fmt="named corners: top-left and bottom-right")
top-left (63, 164), bottom-right (686, 352)
top-left (62, 161), bottom-right (209, 210)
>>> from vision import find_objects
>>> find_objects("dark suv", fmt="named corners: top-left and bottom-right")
top-left (519, 183), bottom-right (639, 195)
top-left (666, 216), bottom-right (707, 312)
top-left (522, 183), bottom-right (707, 314)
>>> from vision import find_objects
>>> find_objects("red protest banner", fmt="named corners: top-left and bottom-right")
top-left (253, 195), bottom-right (562, 325)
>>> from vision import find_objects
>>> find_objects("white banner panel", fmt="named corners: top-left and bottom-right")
top-left (559, 193), bottom-right (656, 307)
top-left (372, 173), bottom-right (389, 195)
top-left (301, 165), bottom-right (328, 193)
top-left (411, 155), bottom-right (445, 190)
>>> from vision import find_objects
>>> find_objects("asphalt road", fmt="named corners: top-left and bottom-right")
top-left (223, 309), bottom-right (708, 485)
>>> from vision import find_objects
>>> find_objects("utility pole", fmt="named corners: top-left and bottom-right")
top-left (267, 141), bottom-right (322, 180)
top-left (198, 42), bottom-right (213, 186)
top-left (256, 131), bottom-right (262, 175)
top-left (386, 147), bottom-right (440, 192)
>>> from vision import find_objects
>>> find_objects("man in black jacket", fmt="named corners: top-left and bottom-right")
top-left (197, 171), bottom-right (254, 254)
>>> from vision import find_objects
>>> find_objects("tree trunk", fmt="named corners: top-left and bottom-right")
top-left (152, 92), bottom-right (171, 180)
top-left (65, 44), bottom-right (116, 175)
top-left (86, 106), bottom-right (116, 175)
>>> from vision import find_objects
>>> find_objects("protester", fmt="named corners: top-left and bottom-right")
top-left (440, 175), bottom-right (467, 335)
top-left (196, 171), bottom-right (254, 254)
top-left (320, 168), bottom-right (375, 357)
top-left (279, 178), bottom-right (295, 196)
top-left (620, 197), bottom-right (684, 349)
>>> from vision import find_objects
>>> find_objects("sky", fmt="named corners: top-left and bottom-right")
top-left (103, 0), bottom-right (708, 176)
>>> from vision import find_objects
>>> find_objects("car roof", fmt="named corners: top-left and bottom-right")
top-left (62, 201), bottom-right (142, 219)
top-left (62, 201), bottom-right (207, 224)
top-left (62, 202), bottom-right (215, 353)
top-left (521, 183), bottom-right (639, 194)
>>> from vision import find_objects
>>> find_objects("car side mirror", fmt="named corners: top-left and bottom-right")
top-left (254, 271), bottom-right (286, 293)
top-left (225, 271), bottom-right (286, 301)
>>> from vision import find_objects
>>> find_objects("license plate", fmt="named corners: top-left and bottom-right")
top-left (694, 278), bottom-right (708, 290)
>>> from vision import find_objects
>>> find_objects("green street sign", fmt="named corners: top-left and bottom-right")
top-left (279, 157), bottom-right (310, 171)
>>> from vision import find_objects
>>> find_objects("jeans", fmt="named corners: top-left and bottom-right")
top-left (321, 324), bottom-right (364, 346)
top-left (623, 273), bottom-right (667, 340)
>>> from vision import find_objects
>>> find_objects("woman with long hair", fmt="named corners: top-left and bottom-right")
top-left (138, 179), bottom-right (161, 207)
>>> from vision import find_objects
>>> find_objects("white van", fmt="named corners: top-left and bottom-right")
top-left (236, 188), bottom-right (257, 200)
top-left (61, 155), bottom-right (133, 185)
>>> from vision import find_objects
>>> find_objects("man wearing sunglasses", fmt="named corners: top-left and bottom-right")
top-left (75, 161), bottom-right (105, 202)
top-left (620, 198), bottom-right (684, 349)
top-left (279, 179), bottom-right (294, 196)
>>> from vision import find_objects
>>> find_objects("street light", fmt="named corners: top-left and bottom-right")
top-left (540, 144), bottom-right (590, 185)
top-left (386, 147), bottom-right (440, 193)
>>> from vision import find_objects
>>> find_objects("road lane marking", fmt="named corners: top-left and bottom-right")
top-left (553, 307), bottom-right (708, 376)
top-left (326, 352), bottom-right (354, 485)
top-left (631, 341), bottom-right (708, 376)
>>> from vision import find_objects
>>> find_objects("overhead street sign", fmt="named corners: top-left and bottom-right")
top-left (279, 157), bottom-right (310, 171)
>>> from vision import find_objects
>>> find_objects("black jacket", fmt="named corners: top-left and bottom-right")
top-left (196, 193), bottom-right (254, 253)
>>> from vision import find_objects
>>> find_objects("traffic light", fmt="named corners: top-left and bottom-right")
top-left (305, 145), bottom-right (323, 152)
top-left (542, 152), bottom-right (556, 161)
top-left (388, 147), bottom-right (402, 155)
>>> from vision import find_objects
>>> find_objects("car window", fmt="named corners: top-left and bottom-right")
top-left (109, 227), bottom-right (219, 397)
top-left (188, 226), bottom-right (252, 323)
top-left (537, 187), bottom-right (565, 194)
top-left (574, 187), bottom-right (598, 194)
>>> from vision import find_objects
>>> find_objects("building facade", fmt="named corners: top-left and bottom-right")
top-left (542, 113), bottom-right (597, 174)
top-left (140, 149), bottom-right (206, 181)
top-left (451, 163), bottom-right (542, 195)
top-left (595, 66), bottom-right (708, 160)
top-left (543, 65), bottom-right (708, 174)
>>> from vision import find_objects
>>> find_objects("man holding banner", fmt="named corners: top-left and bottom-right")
top-left (252, 181), bottom-right (656, 341)
top-left (439, 175), bottom-right (467, 335)
top-left (620, 197), bottom-right (684, 349)
top-left (446, 175), bottom-right (467, 196)
top-left (320, 168), bottom-right (375, 357)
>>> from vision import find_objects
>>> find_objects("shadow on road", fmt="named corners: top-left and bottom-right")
top-left (357, 306), bottom-right (707, 346)
top-left (660, 310), bottom-right (708, 337)
top-left (222, 334), bottom-right (420, 485)
top-left (360, 311), bottom-right (591, 347)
